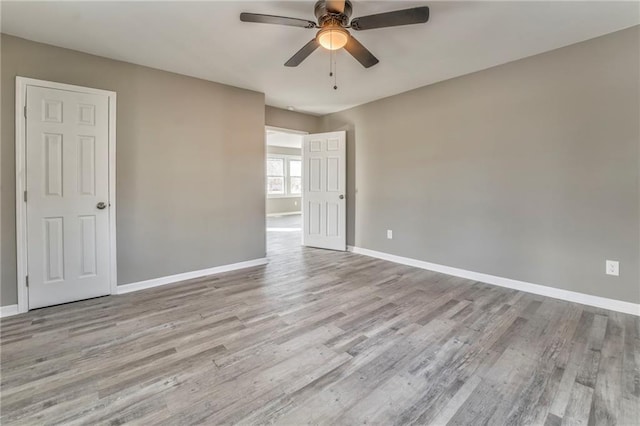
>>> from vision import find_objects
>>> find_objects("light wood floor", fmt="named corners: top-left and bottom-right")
top-left (1, 214), bottom-right (638, 425)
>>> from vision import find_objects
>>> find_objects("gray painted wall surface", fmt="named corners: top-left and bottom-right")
top-left (321, 27), bottom-right (640, 304)
top-left (265, 106), bottom-right (321, 133)
top-left (1, 35), bottom-right (266, 306)
top-left (266, 145), bottom-right (302, 215)
top-left (2, 27), bottom-right (638, 307)
top-left (266, 198), bottom-right (301, 216)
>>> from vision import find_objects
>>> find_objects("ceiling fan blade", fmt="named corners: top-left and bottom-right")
top-left (240, 13), bottom-right (317, 29)
top-left (326, 0), bottom-right (346, 14)
top-left (285, 39), bottom-right (320, 67)
top-left (350, 6), bottom-right (429, 31)
top-left (344, 35), bottom-right (379, 68)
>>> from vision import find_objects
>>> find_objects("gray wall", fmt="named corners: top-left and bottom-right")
top-left (2, 27), bottom-right (638, 307)
top-left (266, 198), bottom-right (301, 216)
top-left (1, 35), bottom-right (266, 306)
top-left (321, 26), bottom-right (640, 304)
top-left (266, 145), bottom-right (302, 215)
top-left (265, 106), bottom-right (321, 134)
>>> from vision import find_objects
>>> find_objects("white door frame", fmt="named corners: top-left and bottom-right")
top-left (265, 125), bottom-right (308, 136)
top-left (15, 77), bottom-right (117, 314)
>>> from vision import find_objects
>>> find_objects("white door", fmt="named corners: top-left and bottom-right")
top-left (303, 131), bottom-right (346, 251)
top-left (26, 85), bottom-right (111, 309)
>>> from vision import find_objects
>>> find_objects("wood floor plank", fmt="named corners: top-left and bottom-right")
top-left (1, 214), bottom-right (637, 425)
top-left (562, 381), bottom-right (595, 426)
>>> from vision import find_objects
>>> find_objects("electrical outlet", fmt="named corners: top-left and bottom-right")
top-left (606, 260), bottom-right (619, 276)
top-left (387, 230), bottom-right (393, 239)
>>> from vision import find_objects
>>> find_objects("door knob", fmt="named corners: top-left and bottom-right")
top-left (339, 194), bottom-right (344, 200)
top-left (96, 202), bottom-right (107, 210)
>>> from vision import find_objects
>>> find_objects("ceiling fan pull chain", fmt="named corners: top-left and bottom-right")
top-left (328, 38), bottom-right (337, 91)
top-left (331, 32), bottom-right (338, 90)
top-left (330, 33), bottom-right (334, 79)
top-left (328, 47), bottom-right (337, 90)
top-left (333, 55), bottom-right (338, 90)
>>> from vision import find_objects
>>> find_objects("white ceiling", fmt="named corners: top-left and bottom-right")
top-left (2, 1), bottom-right (638, 115)
top-left (267, 130), bottom-right (303, 148)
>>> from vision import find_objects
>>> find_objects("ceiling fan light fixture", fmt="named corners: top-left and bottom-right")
top-left (317, 27), bottom-right (349, 50)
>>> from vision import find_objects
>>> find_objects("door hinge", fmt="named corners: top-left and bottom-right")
top-left (26, 276), bottom-right (29, 287)
top-left (23, 190), bottom-right (27, 202)
top-left (24, 105), bottom-right (27, 119)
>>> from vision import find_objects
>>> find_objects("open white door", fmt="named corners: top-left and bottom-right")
top-left (23, 83), bottom-right (113, 309)
top-left (303, 131), bottom-right (346, 251)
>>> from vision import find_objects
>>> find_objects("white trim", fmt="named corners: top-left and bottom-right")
top-left (108, 93), bottom-right (118, 296)
top-left (267, 153), bottom-right (301, 160)
top-left (347, 246), bottom-right (640, 317)
top-left (15, 77), bottom-right (117, 314)
top-left (117, 258), bottom-right (268, 295)
top-left (267, 212), bottom-right (302, 217)
top-left (0, 305), bottom-right (19, 318)
top-left (15, 78), bottom-right (28, 315)
top-left (265, 125), bottom-right (309, 136)
top-left (268, 195), bottom-right (302, 200)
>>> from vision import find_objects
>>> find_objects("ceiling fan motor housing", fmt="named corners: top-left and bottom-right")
top-left (314, 0), bottom-right (353, 27)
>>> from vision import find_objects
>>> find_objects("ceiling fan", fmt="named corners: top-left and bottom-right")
top-left (240, 0), bottom-right (429, 68)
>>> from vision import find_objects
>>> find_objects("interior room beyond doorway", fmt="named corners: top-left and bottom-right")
top-left (266, 127), bottom-right (305, 253)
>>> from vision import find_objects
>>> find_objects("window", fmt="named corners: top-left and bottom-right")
top-left (267, 158), bottom-right (285, 195)
top-left (267, 155), bottom-right (302, 197)
top-left (289, 160), bottom-right (302, 195)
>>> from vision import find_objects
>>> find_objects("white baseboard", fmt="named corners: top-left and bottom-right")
top-left (117, 258), bottom-right (268, 295)
top-left (267, 212), bottom-right (301, 217)
top-left (347, 246), bottom-right (640, 317)
top-left (0, 304), bottom-right (19, 318)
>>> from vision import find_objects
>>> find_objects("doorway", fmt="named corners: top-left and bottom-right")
top-left (16, 77), bottom-right (117, 313)
top-left (265, 127), bottom-right (305, 254)
top-left (265, 128), bottom-right (347, 255)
